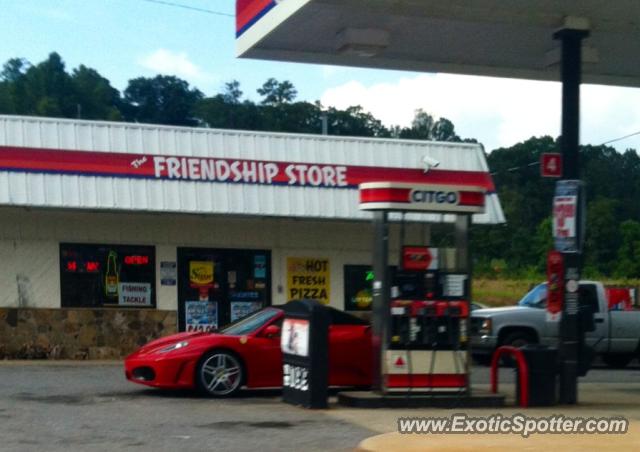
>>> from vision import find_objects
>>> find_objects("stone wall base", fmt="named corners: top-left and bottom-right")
top-left (0, 308), bottom-right (177, 359)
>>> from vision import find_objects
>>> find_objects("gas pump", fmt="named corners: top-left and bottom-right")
top-left (359, 182), bottom-right (485, 395)
top-left (386, 252), bottom-right (470, 392)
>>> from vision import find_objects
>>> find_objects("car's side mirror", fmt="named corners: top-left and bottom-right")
top-left (263, 324), bottom-right (281, 338)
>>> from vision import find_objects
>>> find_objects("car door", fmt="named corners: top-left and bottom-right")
top-left (581, 284), bottom-right (609, 353)
top-left (245, 317), bottom-right (283, 388)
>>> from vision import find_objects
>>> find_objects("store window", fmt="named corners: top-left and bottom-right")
top-left (60, 243), bottom-right (156, 308)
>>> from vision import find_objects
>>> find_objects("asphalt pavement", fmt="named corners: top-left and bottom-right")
top-left (1, 361), bottom-right (639, 452)
top-left (0, 362), bottom-right (374, 452)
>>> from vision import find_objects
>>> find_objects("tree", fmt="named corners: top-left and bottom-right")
top-left (123, 75), bottom-right (203, 126)
top-left (1, 58), bottom-right (30, 82)
top-left (15, 52), bottom-right (76, 117)
top-left (257, 78), bottom-right (297, 105)
top-left (325, 105), bottom-right (390, 137)
top-left (71, 65), bottom-right (122, 120)
top-left (584, 197), bottom-right (620, 275)
top-left (614, 220), bottom-right (640, 278)
top-left (222, 80), bottom-right (243, 104)
top-left (396, 109), bottom-right (461, 141)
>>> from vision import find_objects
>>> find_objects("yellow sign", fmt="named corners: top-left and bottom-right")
top-left (287, 257), bottom-right (330, 305)
top-left (189, 261), bottom-right (214, 286)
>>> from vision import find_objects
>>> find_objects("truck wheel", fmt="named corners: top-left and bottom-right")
top-left (502, 331), bottom-right (534, 349)
top-left (602, 354), bottom-right (633, 369)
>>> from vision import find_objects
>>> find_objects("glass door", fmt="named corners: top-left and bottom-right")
top-left (177, 248), bottom-right (271, 332)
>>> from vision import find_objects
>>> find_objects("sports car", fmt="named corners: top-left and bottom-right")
top-left (125, 304), bottom-right (372, 396)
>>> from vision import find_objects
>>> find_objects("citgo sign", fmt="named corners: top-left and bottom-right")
top-left (359, 182), bottom-right (486, 214)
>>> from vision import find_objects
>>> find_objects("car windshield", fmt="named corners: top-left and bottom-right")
top-left (518, 283), bottom-right (547, 308)
top-left (219, 308), bottom-right (281, 336)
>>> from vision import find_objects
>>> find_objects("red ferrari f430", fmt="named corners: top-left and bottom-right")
top-left (125, 305), bottom-right (372, 396)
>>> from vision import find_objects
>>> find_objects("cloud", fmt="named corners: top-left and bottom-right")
top-left (138, 49), bottom-right (216, 88)
top-left (320, 74), bottom-right (640, 152)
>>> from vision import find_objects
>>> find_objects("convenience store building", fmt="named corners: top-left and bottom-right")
top-left (0, 115), bottom-right (503, 358)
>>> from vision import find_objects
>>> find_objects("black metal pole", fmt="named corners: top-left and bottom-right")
top-left (371, 211), bottom-right (389, 393)
top-left (553, 27), bottom-right (588, 405)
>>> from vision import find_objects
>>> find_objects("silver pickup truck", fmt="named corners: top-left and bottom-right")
top-left (471, 281), bottom-right (640, 368)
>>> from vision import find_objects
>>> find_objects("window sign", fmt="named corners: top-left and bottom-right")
top-left (344, 265), bottom-right (396, 311)
top-left (185, 301), bottom-right (218, 332)
top-left (60, 243), bottom-right (155, 308)
top-left (287, 258), bottom-right (330, 304)
top-left (118, 282), bottom-right (152, 306)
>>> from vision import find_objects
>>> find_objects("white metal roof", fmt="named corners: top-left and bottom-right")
top-left (237, 0), bottom-right (640, 87)
top-left (0, 115), bottom-right (504, 224)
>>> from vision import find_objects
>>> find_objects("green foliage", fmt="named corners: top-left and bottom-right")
top-left (257, 78), bottom-right (297, 105)
top-left (614, 220), bottom-right (640, 278)
top-left (123, 75), bottom-right (203, 126)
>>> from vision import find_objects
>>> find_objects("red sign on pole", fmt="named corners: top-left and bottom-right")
top-left (546, 250), bottom-right (564, 321)
top-left (541, 153), bottom-right (563, 178)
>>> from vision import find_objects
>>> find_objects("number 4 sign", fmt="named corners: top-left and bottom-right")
top-left (541, 153), bottom-right (563, 178)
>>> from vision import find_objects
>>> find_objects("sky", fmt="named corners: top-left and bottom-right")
top-left (1, 0), bottom-right (639, 153)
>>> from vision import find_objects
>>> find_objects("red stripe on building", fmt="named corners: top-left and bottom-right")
top-left (458, 191), bottom-right (486, 207)
top-left (359, 188), bottom-right (410, 204)
top-left (0, 145), bottom-right (496, 192)
top-left (386, 373), bottom-right (467, 388)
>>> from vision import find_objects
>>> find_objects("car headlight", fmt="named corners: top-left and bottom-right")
top-left (158, 341), bottom-right (189, 353)
top-left (479, 318), bottom-right (492, 335)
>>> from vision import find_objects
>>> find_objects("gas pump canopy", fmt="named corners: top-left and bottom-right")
top-left (237, 0), bottom-right (640, 88)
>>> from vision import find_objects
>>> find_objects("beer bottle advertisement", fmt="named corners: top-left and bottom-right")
top-left (105, 250), bottom-right (120, 298)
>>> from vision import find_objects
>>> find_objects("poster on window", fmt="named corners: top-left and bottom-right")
top-left (230, 301), bottom-right (263, 322)
top-left (189, 261), bottom-right (214, 286)
top-left (118, 282), bottom-right (152, 306)
top-left (281, 318), bottom-right (309, 357)
top-left (185, 301), bottom-right (218, 332)
top-left (286, 257), bottom-right (330, 304)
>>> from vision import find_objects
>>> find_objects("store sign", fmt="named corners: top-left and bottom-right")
top-left (359, 182), bottom-right (486, 214)
top-left (0, 146), bottom-right (496, 192)
top-left (118, 282), bottom-right (152, 306)
top-left (287, 258), bottom-right (330, 304)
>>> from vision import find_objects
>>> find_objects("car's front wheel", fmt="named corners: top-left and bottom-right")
top-left (196, 350), bottom-right (244, 397)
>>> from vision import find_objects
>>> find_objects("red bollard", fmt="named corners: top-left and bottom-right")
top-left (490, 346), bottom-right (529, 408)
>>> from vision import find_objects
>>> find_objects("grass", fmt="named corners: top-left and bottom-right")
top-left (472, 278), bottom-right (640, 307)
top-left (472, 279), bottom-right (538, 306)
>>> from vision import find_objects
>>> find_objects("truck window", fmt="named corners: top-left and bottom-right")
top-left (518, 284), bottom-right (547, 308)
top-left (578, 284), bottom-right (600, 313)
